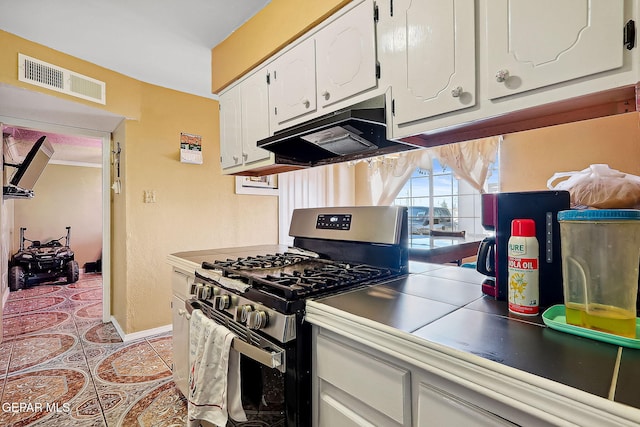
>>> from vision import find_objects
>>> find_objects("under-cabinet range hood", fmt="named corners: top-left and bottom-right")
top-left (257, 99), bottom-right (417, 167)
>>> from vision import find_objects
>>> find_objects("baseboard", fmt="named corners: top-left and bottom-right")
top-left (110, 316), bottom-right (172, 342)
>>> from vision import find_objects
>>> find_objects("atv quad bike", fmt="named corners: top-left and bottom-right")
top-left (9, 227), bottom-right (80, 291)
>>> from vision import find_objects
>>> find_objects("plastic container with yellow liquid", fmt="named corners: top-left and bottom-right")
top-left (558, 209), bottom-right (640, 338)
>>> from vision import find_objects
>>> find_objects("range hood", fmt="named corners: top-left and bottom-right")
top-left (257, 99), bottom-right (416, 167)
top-left (3, 135), bottom-right (54, 199)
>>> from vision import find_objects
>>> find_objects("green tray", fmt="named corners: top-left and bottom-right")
top-left (542, 305), bottom-right (640, 349)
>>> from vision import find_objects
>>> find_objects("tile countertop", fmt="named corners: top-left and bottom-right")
top-left (168, 249), bottom-right (640, 424)
top-left (307, 262), bottom-right (640, 425)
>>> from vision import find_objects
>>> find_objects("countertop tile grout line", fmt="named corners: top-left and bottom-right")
top-left (607, 346), bottom-right (623, 401)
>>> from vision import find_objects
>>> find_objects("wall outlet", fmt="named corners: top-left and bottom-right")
top-left (143, 190), bottom-right (156, 203)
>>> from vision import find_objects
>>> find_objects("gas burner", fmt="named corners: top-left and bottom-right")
top-left (248, 262), bottom-right (393, 300)
top-left (214, 253), bottom-right (311, 270)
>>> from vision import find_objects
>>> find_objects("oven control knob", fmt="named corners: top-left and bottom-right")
top-left (247, 310), bottom-right (268, 330)
top-left (216, 294), bottom-right (230, 310)
top-left (237, 305), bottom-right (253, 323)
top-left (194, 284), bottom-right (209, 299)
top-left (204, 286), bottom-right (215, 300)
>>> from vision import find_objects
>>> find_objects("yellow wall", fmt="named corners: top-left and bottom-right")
top-left (211, 0), bottom-right (350, 92)
top-left (13, 165), bottom-right (102, 267)
top-left (500, 113), bottom-right (640, 191)
top-left (1, 30), bottom-right (279, 334)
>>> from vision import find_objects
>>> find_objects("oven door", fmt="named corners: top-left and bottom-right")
top-left (186, 299), bottom-right (287, 426)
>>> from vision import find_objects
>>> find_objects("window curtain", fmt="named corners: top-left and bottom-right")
top-left (358, 136), bottom-right (499, 204)
top-left (428, 136), bottom-right (500, 193)
top-left (277, 163), bottom-right (355, 245)
top-left (358, 149), bottom-right (432, 206)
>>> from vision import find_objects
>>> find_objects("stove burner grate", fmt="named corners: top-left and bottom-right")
top-left (202, 252), bottom-right (399, 303)
top-left (215, 253), bottom-right (310, 270)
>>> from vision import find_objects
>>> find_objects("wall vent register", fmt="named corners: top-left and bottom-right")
top-left (18, 53), bottom-right (106, 105)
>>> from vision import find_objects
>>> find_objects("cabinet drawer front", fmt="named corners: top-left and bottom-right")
top-left (316, 334), bottom-right (410, 424)
top-left (319, 392), bottom-right (377, 427)
top-left (485, 0), bottom-right (624, 99)
top-left (417, 382), bottom-right (516, 426)
top-left (171, 269), bottom-right (193, 298)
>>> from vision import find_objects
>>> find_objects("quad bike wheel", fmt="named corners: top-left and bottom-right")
top-left (9, 266), bottom-right (25, 291)
top-left (66, 260), bottom-right (79, 283)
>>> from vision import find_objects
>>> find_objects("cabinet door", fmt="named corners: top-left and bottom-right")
top-left (171, 295), bottom-right (190, 397)
top-left (268, 37), bottom-right (317, 129)
top-left (219, 85), bottom-right (243, 169)
top-left (316, 334), bottom-right (411, 425)
top-left (416, 382), bottom-right (516, 426)
top-left (240, 69), bottom-right (272, 164)
top-left (390, 0), bottom-right (476, 127)
top-left (315, 0), bottom-right (377, 110)
top-left (485, 0), bottom-right (624, 99)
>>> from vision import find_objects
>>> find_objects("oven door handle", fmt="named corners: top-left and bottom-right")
top-left (231, 336), bottom-right (284, 372)
top-left (186, 299), bottom-right (286, 373)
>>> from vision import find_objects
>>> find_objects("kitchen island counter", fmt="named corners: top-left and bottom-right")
top-left (306, 262), bottom-right (640, 426)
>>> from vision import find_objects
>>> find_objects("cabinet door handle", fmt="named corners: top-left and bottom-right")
top-left (178, 309), bottom-right (186, 317)
top-left (242, 153), bottom-right (248, 160)
top-left (232, 155), bottom-right (239, 163)
top-left (302, 98), bottom-right (311, 108)
top-left (321, 90), bottom-right (330, 100)
top-left (495, 69), bottom-right (510, 83)
top-left (451, 86), bottom-right (463, 98)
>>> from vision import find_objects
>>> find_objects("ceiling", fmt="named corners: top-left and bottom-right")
top-left (0, 0), bottom-right (271, 99)
top-left (0, 0), bottom-right (271, 166)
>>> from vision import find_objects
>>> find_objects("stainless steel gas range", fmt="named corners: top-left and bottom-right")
top-left (184, 206), bottom-right (409, 426)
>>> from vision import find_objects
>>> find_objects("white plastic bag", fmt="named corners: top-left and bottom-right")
top-left (547, 164), bottom-right (640, 208)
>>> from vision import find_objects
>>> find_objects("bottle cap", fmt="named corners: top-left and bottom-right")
top-left (511, 219), bottom-right (535, 237)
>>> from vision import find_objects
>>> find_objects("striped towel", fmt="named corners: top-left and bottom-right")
top-left (188, 309), bottom-right (246, 426)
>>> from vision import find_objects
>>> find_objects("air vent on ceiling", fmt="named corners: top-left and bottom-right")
top-left (18, 53), bottom-right (106, 105)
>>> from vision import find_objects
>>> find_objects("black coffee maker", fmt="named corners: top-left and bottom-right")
top-left (476, 191), bottom-right (570, 308)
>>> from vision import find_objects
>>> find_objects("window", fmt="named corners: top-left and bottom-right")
top-left (394, 158), bottom-right (499, 245)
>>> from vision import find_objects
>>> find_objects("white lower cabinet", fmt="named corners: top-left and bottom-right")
top-left (171, 269), bottom-right (194, 397)
top-left (313, 327), bottom-right (542, 427)
top-left (415, 381), bottom-right (515, 426)
top-left (316, 332), bottom-right (411, 426)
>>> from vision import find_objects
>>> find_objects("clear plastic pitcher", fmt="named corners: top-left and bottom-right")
top-left (558, 209), bottom-right (640, 338)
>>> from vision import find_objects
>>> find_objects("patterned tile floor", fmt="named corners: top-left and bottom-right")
top-left (0, 273), bottom-right (188, 426)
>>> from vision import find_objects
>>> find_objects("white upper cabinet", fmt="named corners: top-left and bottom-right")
top-left (219, 67), bottom-right (271, 170)
top-left (315, 0), bottom-right (377, 110)
top-left (388, 0), bottom-right (476, 127)
top-left (240, 70), bottom-right (271, 164)
top-left (268, 37), bottom-right (317, 128)
top-left (219, 85), bottom-right (242, 169)
top-left (269, 0), bottom-right (378, 131)
top-left (485, 0), bottom-right (625, 99)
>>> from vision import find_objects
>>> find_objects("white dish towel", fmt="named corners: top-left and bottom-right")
top-left (188, 309), bottom-right (247, 426)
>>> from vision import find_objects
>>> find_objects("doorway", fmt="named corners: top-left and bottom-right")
top-left (1, 119), bottom-right (112, 322)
